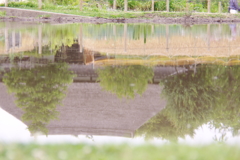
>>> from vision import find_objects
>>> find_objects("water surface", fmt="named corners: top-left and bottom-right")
top-left (1, 22), bottom-right (240, 144)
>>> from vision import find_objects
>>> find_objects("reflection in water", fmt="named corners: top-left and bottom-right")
top-left (2, 63), bottom-right (75, 135)
top-left (229, 24), bottom-right (237, 40)
top-left (0, 22), bottom-right (240, 142)
top-left (137, 65), bottom-right (240, 142)
top-left (97, 65), bottom-right (153, 99)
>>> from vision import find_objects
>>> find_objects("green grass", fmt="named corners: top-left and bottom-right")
top-left (39, 7), bottom-right (146, 19)
top-left (0, 143), bottom-right (240, 160)
top-left (1, 1), bottom-right (240, 19)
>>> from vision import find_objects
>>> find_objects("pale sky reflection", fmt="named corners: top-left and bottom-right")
top-left (1, 107), bottom-right (240, 145)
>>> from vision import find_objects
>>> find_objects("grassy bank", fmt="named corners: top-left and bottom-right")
top-left (0, 143), bottom-right (240, 160)
top-left (1, 1), bottom-right (240, 19)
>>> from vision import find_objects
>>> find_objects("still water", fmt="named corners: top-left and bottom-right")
top-left (0, 22), bottom-right (240, 144)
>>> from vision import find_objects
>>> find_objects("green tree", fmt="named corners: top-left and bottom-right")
top-left (160, 66), bottom-right (218, 131)
top-left (136, 110), bottom-right (195, 142)
top-left (136, 65), bottom-right (217, 141)
top-left (137, 65), bottom-right (240, 141)
top-left (97, 65), bottom-right (153, 99)
top-left (3, 63), bottom-right (75, 135)
top-left (210, 66), bottom-right (240, 135)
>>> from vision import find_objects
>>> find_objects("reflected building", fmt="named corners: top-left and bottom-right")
top-left (0, 82), bottom-right (166, 138)
top-left (1, 22), bottom-right (240, 139)
top-left (1, 23), bottom-right (240, 67)
top-left (54, 41), bottom-right (109, 65)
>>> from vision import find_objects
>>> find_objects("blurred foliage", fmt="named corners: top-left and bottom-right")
top-left (137, 65), bottom-right (240, 141)
top-left (18, 24), bottom-right (80, 56)
top-left (132, 25), bottom-right (152, 43)
top-left (0, 1), bottom-right (38, 8)
top-left (0, 143), bottom-right (240, 160)
top-left (97, 65), bottom-right (153, 99)
top-left (22, 46), bottom-right (55, 57)
top-left (210, 66), bottom-right (240, 133)
top-left (159, 66), bottom-right (217, 131)
top-left (0, 11), bottom-right (6, 17)
top-left (81, 23), bottom-right (232, 42)
top-left (137, 111), bottom-right (195, 142)
top-left (4, 23), bottom-right (234, 59)
top-left (41, 24), bottom-right (79, 52)
top-left (107, 0), bottom-right (229, 12)
top-left (0, 0), bottom-right (229, 13)
top-left (3, 63), bottom-right (75, 135)
top-left (45, 0), bottom-right (79, 5)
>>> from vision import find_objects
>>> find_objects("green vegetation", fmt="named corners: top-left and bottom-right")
top-left (97, 65), bottom-right (153, 98)
top-left (0, 143), bottom-right (240, 160)
top-left (2, 1), bottom-right (38, 8)
top-left (137, 65), bottom-right (240, 141)
top-left (0, 11), bottom-right (6, 17)
top-left (16, 23), bottom-right (80, 56)
top-left (38, 14), bottom-right (51, 18)
top-left (0, 0), bottom-right (229, 12)
top-left (137, 112), bottom-right (196, 142)
top-left (42, 24), bottom-right (80, 50)
top-left (3, 63), bottom-right (75, 135)
top-left (0, 0), bottom-right (237, 19)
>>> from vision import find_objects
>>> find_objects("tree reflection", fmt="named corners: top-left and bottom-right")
top-left (3, 63), bottom-right (75, 135)
top-left (137, 65), bottom-right (240, 142)
top-left (97, 65), bottom-right (154, 99)
top-left (210, 66), bottom-right (240, 135)
top-left (136, 111), bottom-right (195, 142)
top-left (132, 25), bottom-right (152, 43)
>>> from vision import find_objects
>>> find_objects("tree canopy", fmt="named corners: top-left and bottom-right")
top-left (97, 65), bottom-right (154, 99)
top-left (137, 65), bottom-right (240, 142)
top-left (3, 63), bottom-right (75, 135)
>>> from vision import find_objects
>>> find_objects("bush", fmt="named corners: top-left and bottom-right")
top-left (46, 0), bottom-right (79, 5)
top-left (128, 0), bottom-right (141, 10)
top-left (154, 1), bottom-right (166, 11)
top-left (0, 2), bottom-right (38, 8)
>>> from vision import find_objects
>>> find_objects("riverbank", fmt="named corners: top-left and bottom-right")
top-left (1, 7), bottom-right (240, 24)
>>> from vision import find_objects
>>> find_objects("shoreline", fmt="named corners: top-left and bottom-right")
top-left (1, 16), bottom-right (240, 24)
top-left (1, 7), bottom-right (240, 24)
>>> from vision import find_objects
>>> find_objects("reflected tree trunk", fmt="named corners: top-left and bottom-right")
top-left (207, 24), bottom-right (210, 51)
top-left (38, 25), bottom-right (42, 54)
top-left (5, 28), bottom-right (9, 54)
top-left (12, 31), bottom-right (15, 49)
top-left (124, 24), bottom-right (127, 52)
top-left (113, 25), bottom-right (116, 56)
top-left (151, 25), bottom-right (154, 35)
top-left (218, 24), bottom-right (222, 35)
top-left (166, 25), bottom-right (169, 52)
